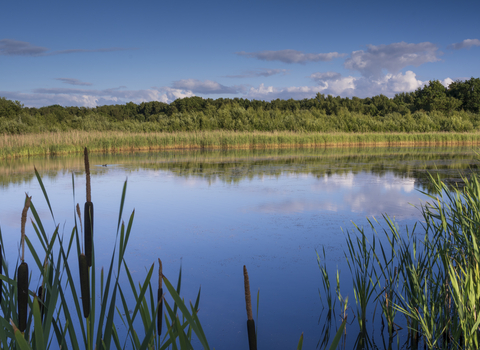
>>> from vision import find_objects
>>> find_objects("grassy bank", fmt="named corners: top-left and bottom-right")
top-left (3, 130), bottom-right (480, 159)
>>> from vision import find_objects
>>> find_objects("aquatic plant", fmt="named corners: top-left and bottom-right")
top-left (0, 163), bottom-right (210, 350)
top-left (320, 172), bottom-right (480, 349)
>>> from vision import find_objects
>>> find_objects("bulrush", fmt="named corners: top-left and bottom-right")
top-left (76, 203), bottom-right (90, 318)
top-left (84, 147), bottom-right (94, 267)
top-left (158, 258), bottom-right (163, 336)
top-left (243, 265), bottom-right (257, 350)
top-left (18, 194), bottom-right (31, 333)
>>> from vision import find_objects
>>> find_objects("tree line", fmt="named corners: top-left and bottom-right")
top-left (1, 78), bottom-right (479, 134)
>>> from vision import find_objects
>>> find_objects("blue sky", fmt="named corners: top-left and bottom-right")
top-left (1, 0), bottom-right (479, 107)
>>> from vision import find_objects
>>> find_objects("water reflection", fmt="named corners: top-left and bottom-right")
top-left (0, 146), bottom-right (478, 349)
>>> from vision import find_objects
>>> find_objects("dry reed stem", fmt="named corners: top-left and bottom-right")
top-left (84, 147), bottom-right (91, 202)
top-left (21, 194), bottom-right (31, 262)
top-left (158, 258), bottom-right (163, 288)
top-left (243, 265), bottom-right (253, 321)
top-left (9, 319), bottom-right (19, 333)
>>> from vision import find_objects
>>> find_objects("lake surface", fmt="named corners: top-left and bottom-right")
top-left (0, 146), bottom-right (479, 349)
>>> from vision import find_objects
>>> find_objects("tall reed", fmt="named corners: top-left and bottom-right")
top-left (319, 172), bottom-right (480, 349)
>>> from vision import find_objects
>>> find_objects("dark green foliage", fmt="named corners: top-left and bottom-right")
top-left (1, 79), bottom-right (480, 134)
top-left (448, 77), bottom-right (480, 113)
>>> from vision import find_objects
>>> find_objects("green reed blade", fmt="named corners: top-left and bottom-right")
top-left (117, 180), bottom-right (128, 234)
top-left (163, 276), bottom-right (210, 350)
top-left (101, 283), bottom-right (119, 350)
top-left (34, 166), bottom-right (55, 224)
top-left (117, 285), bottom-right (141, 349)
top-left (130, 263), bottom-right (154, 323)
top-left (329, 318), bottom-right (347, 350)
top-left (33, 297), bottom-right (46, 350)
top-left (14, 326), bottom-right (33, 350)
top-left (296, 332), bottom-right (303, 350)
top-left (173, 264), bottom-right (182, 316)
top-left (29, 202), bottom-right (49, 251)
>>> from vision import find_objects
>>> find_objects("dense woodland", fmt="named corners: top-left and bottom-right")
top-left (1, 78), bottom-right (480, 134)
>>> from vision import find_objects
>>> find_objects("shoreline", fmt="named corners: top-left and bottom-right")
top-left (2, 130), bottom-right (480, 159)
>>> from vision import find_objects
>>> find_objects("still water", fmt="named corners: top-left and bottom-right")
top-left (0, 146), bottom-right (478, 349)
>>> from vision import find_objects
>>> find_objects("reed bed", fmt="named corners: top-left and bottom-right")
top-left (3, 130), bottom-right (480, 159)
top-left (319, 172), bottom-right (480, 349)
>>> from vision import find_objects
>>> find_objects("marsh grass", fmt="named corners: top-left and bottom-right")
top-left (319, 172), bottom-right (480, 349)
top-left (3, 131), bottom-right (480, 159)
top-left (0, 165), bottom-right (210, 349)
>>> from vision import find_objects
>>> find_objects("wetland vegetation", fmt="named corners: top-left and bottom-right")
top-left (1, 78), bottom-right (480, 158)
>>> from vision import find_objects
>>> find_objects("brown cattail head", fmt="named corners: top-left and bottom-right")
top-left (243, 265), bottom-right (253, 321)
top-left (84, 147), bottom-right (91, 202)
top-left (158, 258), bottom-right (163, 289)
top-left (21, 195), bottom-right (32, 263)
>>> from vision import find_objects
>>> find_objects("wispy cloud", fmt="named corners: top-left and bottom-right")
top-left (344, 41), bottom-right (441, 78)
top-left (55, 78), bottom-right (92, 86)
top-left (447, 39), bottom-right (480, 50)
top-left (309, 72), bottom-right (342, 82)
top-left (0, 39), bottom-right (136, 56)
top-left (224, 68), bottom-right (288, 78)
top-left (236, 49), bottom-right (346, 64)
top-left (0, 39), bottom-right (48, 56)
top-left (172, 79), bottom-right (246, 94)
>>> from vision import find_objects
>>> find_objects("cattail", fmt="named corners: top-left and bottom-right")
top-left (0, 244), bottom-right (3, 304)
top-left (243, 265), bottom-right (257, 350)
top-left (79, 253), bottom-right (90, 318)
top-left (158, 258), bottom-right (163, 336)
top-left (84, 148), bottom-right (94, 267)
top-left (18, 195), bottom-right (31, 333)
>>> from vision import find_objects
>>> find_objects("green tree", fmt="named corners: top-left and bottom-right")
top-left (414, 80), bottom-right (462, 113)
top-left (448, 77), bottom-right (480, 113)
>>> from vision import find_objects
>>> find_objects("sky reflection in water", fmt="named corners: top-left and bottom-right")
top-left (0, 147), bottom-right (477, 349)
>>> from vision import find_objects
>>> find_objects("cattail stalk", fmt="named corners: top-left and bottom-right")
top-left (18, 195), bottom-right (31, 332)
top-left (158, 258), bottom-right (163, 336)
top-left (243, 265), bottom-right (257, 350)
top-left (84, 148), bottom-right (94, 267)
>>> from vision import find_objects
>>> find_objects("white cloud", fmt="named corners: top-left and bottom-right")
top-left (447, 39), bottom-right (480, 50)
top-left (236, 49), bottom-right (346, 64)
top-left (309, 70), bottom-right (427, 98)
top-left (441, 77), bottom-right (454, 88)
top-left (0, 86), bottom-right (194, 108)
top-left (160, 87), bottom-right (195, 102)
top-left (344, 41), bottom-right (441, 78)
top-left (246, 84), bottom-right (324, 100)
top-left (172, 79), bottom-right (245, 94)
